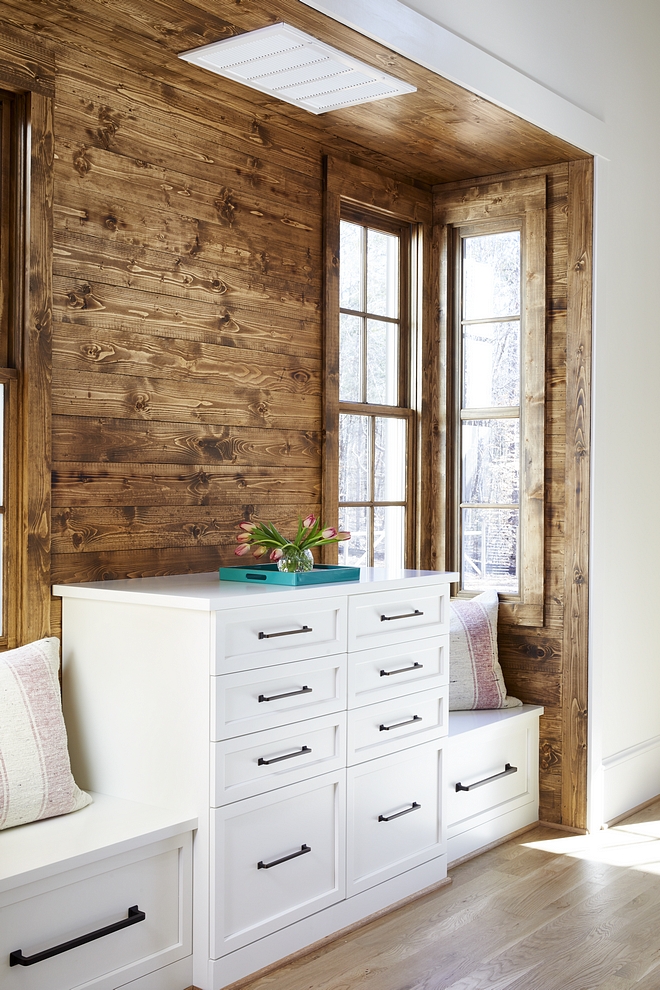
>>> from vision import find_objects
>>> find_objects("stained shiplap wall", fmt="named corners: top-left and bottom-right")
top-left (0, 0), bottom-right (590, 827)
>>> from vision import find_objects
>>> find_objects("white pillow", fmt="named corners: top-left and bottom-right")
top-left (0, 637), bottom-right (91, 830)
top-left (449, 590), bottom-right (522, 711)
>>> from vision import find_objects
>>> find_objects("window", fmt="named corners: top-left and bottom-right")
top-left (337, 209), bottom-right (414, 569)
top-left (439, 176), bottom-right (546, 624)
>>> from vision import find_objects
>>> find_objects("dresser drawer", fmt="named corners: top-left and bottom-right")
top-left (211, 772), bottom-right (345, 956)
top-left (348, 637), bottom-right (448, 709)
top-left (0, 833), bottom-right (191, 990)
top-left (211, 712), bottom-right (346, 806)
top-left (446, 719), bottom-right (536, 835)
top-left (213, 598), bottom-right (347, 673)
top-left (348, 585), bottom-right (449, 652)
top-left (347, 686), bottom-right (448, 765)
top-left (212, 655), bottom-right (346, 739)
top-left (347, 742), bottom-right (444, 895)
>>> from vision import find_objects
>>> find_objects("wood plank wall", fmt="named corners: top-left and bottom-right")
top-left (0, 0), bottom-right (591, 827)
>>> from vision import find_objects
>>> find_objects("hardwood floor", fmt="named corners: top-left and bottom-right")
top-left (238, 799), bottom-right (660, 990)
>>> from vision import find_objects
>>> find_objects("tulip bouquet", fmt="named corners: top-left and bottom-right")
top-left (234, 515), bottom-right (350, 573)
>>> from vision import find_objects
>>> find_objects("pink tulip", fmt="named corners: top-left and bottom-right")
top-left (252, 545), bottom-right (268, 558)
top-left (238, 521), bottom-right (257, 532)
top-left (270, 547), bottom-right (284, 561)
top-left (302, 514), bottom-right (316, 529)
top-left (234, 543), bottom-right (251, 556)
top-left (321, 527), bottom-right (337, 540)
top-left (337, 531), bottom-right (351, 541)
top-left (236, 532), bottom-right (252, 543)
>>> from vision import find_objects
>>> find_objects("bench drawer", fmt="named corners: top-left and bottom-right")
top-left (0, 833), bottom-right (191, 990)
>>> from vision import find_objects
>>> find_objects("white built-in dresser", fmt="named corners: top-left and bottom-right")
top-left (54, 569), bottom-right (455, 990)
top-left (47, 569), bottom-right (541, 990)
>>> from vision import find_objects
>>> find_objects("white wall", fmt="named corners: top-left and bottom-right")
top-left (303, 0), bottom-right (660, 827)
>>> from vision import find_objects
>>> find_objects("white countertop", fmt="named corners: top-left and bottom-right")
top-left (53, 568), bottom-right (459, 612)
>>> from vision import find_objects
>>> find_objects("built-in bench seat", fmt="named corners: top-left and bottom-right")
top-left (446, 704), bottom-right (543, 866)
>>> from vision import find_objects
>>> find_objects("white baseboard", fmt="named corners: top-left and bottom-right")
top-left (602, 733), bottom-right (660, 824)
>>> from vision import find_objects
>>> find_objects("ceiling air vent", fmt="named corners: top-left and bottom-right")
top-left (179, 22), bottom-right (417, 114)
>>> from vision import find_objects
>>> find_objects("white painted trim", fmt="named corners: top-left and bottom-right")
top-left (601, 735), bottom-right (660, 825)
top-left (299, 0), bottom-right (609, 157)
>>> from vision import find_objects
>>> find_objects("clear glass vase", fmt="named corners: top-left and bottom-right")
top-left (277, 546), bottom-right (314, 573)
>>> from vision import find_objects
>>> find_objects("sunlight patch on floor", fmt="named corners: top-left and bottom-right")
top-left (523, 819), bottom-right (660, 873)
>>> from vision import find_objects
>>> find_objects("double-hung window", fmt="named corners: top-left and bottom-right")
top-left (336, 208), bottom-right (414, 569)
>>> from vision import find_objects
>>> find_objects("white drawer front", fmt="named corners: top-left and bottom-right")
top-left (213, 656), bottom-right (347, 739)
top-left (446, 723), bottom-right (536, 834)
top-left (214, 598), bottom-right (347, 673)
top-left (348, 585), bottom-right (449, 652)
top-left (211, 772), bottom-right (345, 955)
top-left (0, 834), bottom-right (191, 990)
top-left (347, 742), bottom-right (444, 895)
top-left (348, 637), bottom-right (448, 709)
top-left (347, 686), bottom-right (448, 765)
top-left (212, 712), bottom-right (346, 805)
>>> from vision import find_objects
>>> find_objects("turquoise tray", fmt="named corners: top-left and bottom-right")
top-left (219, 563), bottom-right (361, 586)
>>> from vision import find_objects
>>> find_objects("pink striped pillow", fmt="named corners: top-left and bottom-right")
top-left (0, 637), bottom-right (91, 830)
top-left (449, 591), bottom-right (522, 711)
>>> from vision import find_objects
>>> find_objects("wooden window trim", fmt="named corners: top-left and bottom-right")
top-left (323, 156), bottom-right (433, 567)
top-left (0, 33), bottom-right (54, 647)
top-left (436, 176), bottom-right (546, 626)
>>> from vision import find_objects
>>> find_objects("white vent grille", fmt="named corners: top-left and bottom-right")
top-left (179, 23), bottom-right (416, 114)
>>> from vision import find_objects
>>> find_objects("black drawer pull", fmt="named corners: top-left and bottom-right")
top-left (259, 625), bottom-right (312, 640)
top-left (258, 685), bottom-right (312, 703)
top-left (380, 609), bottom-right (424, 622)
top-left (258, 844), bottom-right (311, 870)
top-left (456, 763), bottom-right (518, 792)
top-left (379, 714), bottom-right (422, 731)
top-left (9, 905), bottom-right (146, 967)
top-left (380, 662), bottom-right (424, 677)
top-left (258, 746), bottom-right (312, 766)
top-left (379, 802), bottom-right (421, 823)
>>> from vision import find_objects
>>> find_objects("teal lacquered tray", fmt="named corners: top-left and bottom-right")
top-left (219, 563), bottom-right (360, 586)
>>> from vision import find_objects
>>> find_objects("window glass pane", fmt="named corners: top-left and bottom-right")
top-left (463, 321), bottom-right (520, 408)
top-left (463, 231), bottom-right (520, 321)
top-left (374, 417), bottom-right (406, 501)
top-left (462, 507), bottom-right (518, 594)
top-left (462, 419), bottom-right (519, 505)
top-left (340, 221), bottom-right (363, 311)
top-left (339, 505), bottom-right (370, 567)
top-left (339, 314), bottom-right (362, 402)
top-left (367, 228), bottom-right (398, 318)
top-left (374, 506), bottom-right (405, 570)
top-left (366, 319), bottom-right (398, 405)
top-left (339, 414), bottom-right (370, 502)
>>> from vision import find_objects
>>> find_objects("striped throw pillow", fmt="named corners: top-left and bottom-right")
top-left (449, 590), bottom-right (522, 711)
top-left (0, 637), bottom-right (91, 830)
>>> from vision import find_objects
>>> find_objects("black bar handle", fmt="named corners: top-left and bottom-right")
top-left (259, 685), bottom-right (312, 703)
top-left (259, 625), bottom-right (312, 640)
top-left (379, 802), bottom-right (421, 823)
top-left (381, 609), bottom-right (424, 622)
top-left (456, 763), bottom-right (518, 792)
top-left (379, 714), bottom-right (422, 731)
top-left (9, 906), bottom-right (146, 967)
top-left (258, 746), bottom-right (312, 766)
top-left (380, 662), bottom-right (424, 677)
top-left (258, 844), bottom-right (311, 870)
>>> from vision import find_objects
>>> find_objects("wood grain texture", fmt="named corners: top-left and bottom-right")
top-left (562, 159), bottom-right (593, 831)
